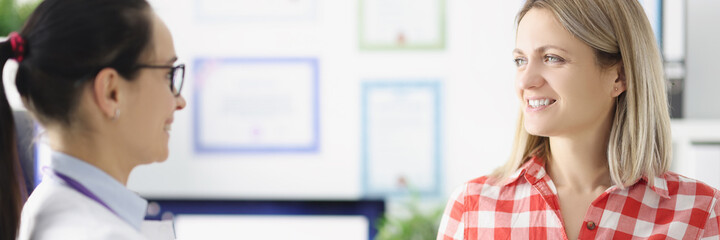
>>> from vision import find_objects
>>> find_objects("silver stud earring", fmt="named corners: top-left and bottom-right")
top-left (112, 109), bottom-right (120, 121)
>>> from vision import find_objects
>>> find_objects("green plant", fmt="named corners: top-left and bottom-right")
top-left (375, 195), bottom-right (444, 240)
top-left (0, 0), bottom-right (40, 36)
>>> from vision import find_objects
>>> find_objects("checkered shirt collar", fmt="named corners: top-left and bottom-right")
top-left (500, 156), bottom-right (671, 199)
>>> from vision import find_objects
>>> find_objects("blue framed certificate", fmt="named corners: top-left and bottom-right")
top-left (193, 58), bottom-right (320, 153)
top-left (361, 81), bottom-right (442, 196)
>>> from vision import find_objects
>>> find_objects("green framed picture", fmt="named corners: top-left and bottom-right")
top-left (358, 0), bottom-right (446, 51)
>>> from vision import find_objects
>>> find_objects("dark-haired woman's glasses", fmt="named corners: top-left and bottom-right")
top-left (137, 64), bottom-right (185, 96)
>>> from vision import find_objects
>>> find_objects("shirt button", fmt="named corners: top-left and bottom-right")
top-left (586, 221), bottom-right (597, 230)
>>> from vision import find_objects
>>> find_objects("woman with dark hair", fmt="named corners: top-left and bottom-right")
top-left (0, 0), bottom-right (186, 238)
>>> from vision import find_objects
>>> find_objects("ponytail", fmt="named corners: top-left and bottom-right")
top-left (0, 37), bottom-right (25, 240)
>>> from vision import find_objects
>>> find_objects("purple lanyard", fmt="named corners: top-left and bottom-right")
top-left (46, 168), bottom-right (119, 217)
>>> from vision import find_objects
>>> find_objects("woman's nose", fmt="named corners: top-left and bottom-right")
top-left (516, 61), bottom-right (545, 90)
top-left (175, 94), bottom-right (187, 110)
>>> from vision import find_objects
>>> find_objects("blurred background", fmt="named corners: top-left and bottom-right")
top-left (3, 0), bottom-right (720, 239)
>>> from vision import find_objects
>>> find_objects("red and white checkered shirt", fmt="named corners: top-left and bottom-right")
top-left (437, 157), bottom-right (720, 240)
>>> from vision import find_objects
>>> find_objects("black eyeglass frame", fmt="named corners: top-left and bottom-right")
top-left (136, 63), bottom-right (185, 96)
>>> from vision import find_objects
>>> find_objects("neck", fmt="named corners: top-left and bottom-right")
top-left (547, 137), bottom-right (611, 192)
top-left (546, 117), bottom-right (614, 193)
top-left (47, 126), bottom-right (133, 185)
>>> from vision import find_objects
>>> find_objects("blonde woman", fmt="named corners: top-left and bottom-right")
top-left (438, 0), bottom-right (720, 239)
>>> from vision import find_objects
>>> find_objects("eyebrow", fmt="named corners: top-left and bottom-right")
top-left (513, 45), bottom-right (569, 55)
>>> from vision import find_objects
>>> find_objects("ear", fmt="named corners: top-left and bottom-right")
top-left (611, 63), bottom-right (626, 97)
top-left (91, 68), bottom-right (122, 120)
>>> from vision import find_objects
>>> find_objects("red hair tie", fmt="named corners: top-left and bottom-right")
top-left (8, 32), bottom-right (26, 63)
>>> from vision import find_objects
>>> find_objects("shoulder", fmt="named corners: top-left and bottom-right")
top-left (660, 171), bottom-right (720, 205)
top-left (19, 181), bottom-right (144, 240)
top-left (448, 174), bottom-right (526, 205)
top-left (640, 171), bottom-right (720, 223)
top-left (463, 174), bottom-right (524, 196)
top-left (22, 180), bottom-right (110, 220)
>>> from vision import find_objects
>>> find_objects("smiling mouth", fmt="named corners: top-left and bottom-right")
top-left (528, 98), bottom-right (557, 108)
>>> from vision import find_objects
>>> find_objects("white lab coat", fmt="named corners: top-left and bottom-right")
top-left (18, 180), bottom-right (174, 240)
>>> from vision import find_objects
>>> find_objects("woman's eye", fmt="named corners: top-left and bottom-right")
top-left (544, 55), bottom-right (564, 63)
top-left (166, 71), bottom-right (173, 80)
top-left (513, 58), bottom-right (527, 67)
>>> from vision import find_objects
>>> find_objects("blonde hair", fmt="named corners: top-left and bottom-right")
top-left (492, 0), bottom-right (671, 187)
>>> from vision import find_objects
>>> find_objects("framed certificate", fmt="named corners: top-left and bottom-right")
top-left (195, 0), bottom-right (318, 22)
top-left (193, 58), bottom-right (320, 153)
top-left (358, 0), bottom-right (446, 50)
top-left (362, 81), bottom-right (442, 196)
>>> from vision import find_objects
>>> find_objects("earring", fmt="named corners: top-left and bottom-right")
top-left (112, 109), bottom-right (120, 121)
top-left (614, 87), bottom-right (618, 91)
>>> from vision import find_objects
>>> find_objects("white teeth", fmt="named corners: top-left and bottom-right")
top-left (529, 99), bottom-right (553, 108)
top-left (164, 124), bottom-right (171, 132)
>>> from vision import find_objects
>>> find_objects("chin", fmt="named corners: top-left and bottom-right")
top-left (156, 152), bottom-right (169, 162)
top-left (144, 152), bottom-right (169, 164)
top-left (523, 120), bottom-right (553, 137)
